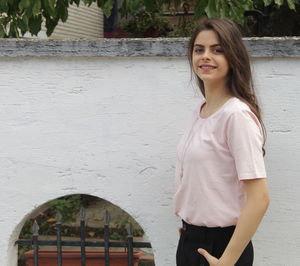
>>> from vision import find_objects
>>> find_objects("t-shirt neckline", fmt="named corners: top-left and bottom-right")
top-left (198, 97), bottom-right (236, 120)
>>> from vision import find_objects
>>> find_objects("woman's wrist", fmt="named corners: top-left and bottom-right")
top-left (218, 256), bottom-right (235, 266)
top-left (218, 247), bottom-right (239, 266)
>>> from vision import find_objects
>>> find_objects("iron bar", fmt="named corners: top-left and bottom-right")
top-left (80, 207), bottom-right (86, 266)
top-left (104, 210), bottom-right (110, 266)
top-left (127, 223), bottom-right (134, 266)
top-left (16, 239), bottom-right (152, 248)
top-left (56, 212), bottom-right (63, 266)
top-left (16, 209), bottom-right (152, 266)
top-left (32, 220), bottom-right (39, 266)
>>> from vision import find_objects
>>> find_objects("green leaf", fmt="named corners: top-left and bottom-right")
top-left (219, 0), bottom-right (229, 18)
top-left (274, 0), bottom-right (284, 6)
top-left (233, 0), bottom-right (252, 10)
top-left (42, 0), bottom-right (56, 17)
top-left (61, 8), bottom-right (68, 22)
top-left (0, 0), bottom-right (8, 13)
top-left (225, 0), bottom-right (253, 25)
top-left (215, 0), bottom-right (221, 10)
top-left (96, 0), bottom-right (105, 7)
top-left (32, 0), bottom-right (42, 16)
top-left (19, 0), bottom-right (31, 10)
top-left (229, 4), bottom-right (245, 25)
top-left (70, 0), bottom-right (80, 6)
top-left (262, 0), bottom-right (273, 6)
top-left (56, 1), bottom-right (68, 22)
top-left (0, 25), bottom-right (6, 38)
top-left (0, 17), bottom-right (9, 34)
top-left (8, 21), bottom-right (19, 37)
top-left (45, 17), bottom-right (58, 36)
top-left (102, 0), bottom-right (115, 18)
top-left (144, 0), bottom-right (157, 12)
top-left (287, 0), bottom-right (296, 9)
top-left (28, 14), bottom-right (42, 35)
top-left (205, 0), bottom-right (219, 18)
top-left (83, 0), bottom-right (93, 6)
top-left (129, 0), bottom-right (143, 12)
top-left (17, 17), bottom-right (29, 35)
top-left (194, 0), bottom-right (208, 17)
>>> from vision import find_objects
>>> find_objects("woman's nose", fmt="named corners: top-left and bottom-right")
top-left (201, 49), bottom-right (211, 60)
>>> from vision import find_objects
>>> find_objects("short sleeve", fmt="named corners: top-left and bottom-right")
top-left (226, 109), bottom-right (267, 180)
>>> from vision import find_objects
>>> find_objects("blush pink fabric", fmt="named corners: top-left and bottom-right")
top-left (174, 97), bottom-right (267, 227)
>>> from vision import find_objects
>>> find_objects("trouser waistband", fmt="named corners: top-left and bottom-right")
top-left (182, 220), bottom-right (235, 232)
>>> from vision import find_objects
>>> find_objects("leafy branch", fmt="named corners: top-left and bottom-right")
top-left (0, 0), bottom-right (297, 38)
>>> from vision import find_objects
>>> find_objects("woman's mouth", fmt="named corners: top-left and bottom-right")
top-left (200, 64), bottom-right (217, 71)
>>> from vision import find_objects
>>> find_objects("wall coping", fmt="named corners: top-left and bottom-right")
top-left (0, 37), bottom-right (300, 57)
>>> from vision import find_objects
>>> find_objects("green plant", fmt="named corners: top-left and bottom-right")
top-left (243, 0), bottom-right (300, 36)
top-left (0, 0), bottom-right (116, 38)
top-left (19, 194), bottom-right (90, 240)
top-left (167, 17), bottom-right (197, 37)
top-left (110, 231), bottom-right (122, 240)
top-left (17, 194), bottom-right (146, 266)
top-left (119, 10), bottom-right (172, 37)
top-left (0, 0), bottom-right (298, 38)
top-left (113, 217), bottom-right (144, 239)
top-left (49, 194), bottom-right (82, 223)
top-left (17, 194), bottom-right (95, 264)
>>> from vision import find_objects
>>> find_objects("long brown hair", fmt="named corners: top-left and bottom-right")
top-left (188, 17), bottom-right (266, 155)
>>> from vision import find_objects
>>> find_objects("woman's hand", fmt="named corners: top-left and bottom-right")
top-left (197, 248), bottom-right (224, 266)
top-left (178, 227), bottom-right (184, 234)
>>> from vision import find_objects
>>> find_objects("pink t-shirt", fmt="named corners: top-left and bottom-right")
top-left (173, 97), bottom-right (267, 227)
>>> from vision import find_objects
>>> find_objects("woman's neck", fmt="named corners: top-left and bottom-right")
top-left (203, 82), bottom-right (232, 108)
top-left (200, 81), bottom-right (233, 118)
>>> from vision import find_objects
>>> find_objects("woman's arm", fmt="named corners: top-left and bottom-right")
top-left (198, 178), bottom-right (270, 266)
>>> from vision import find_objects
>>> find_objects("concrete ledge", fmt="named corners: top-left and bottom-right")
top-left (0, 37), bottom-right (300, 57)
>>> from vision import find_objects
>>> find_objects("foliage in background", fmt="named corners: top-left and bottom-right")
top-left (0, 0), bottom-right (298, 38)
top-left (19, 194), bottom-right (88, 241)
top-left (243, 0), bottom-right (300, 36)
top-left (119, 10), bottom-right (172, 37)
top-left (18, 194), bottom-right (144, 265)
top-left (18, 194), bottom-right (85, 264)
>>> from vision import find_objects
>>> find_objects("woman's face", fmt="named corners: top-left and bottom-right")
top-left (192, 30), bottom-right (229, 87)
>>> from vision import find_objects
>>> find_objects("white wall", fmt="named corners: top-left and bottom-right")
top-left (0, 56), bottom-right (299, 266)
top-left (252, 57), bottom-right (300, 266)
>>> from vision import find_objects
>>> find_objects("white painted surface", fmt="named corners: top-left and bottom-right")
top-left (0, 56), bottom-right (299, 266)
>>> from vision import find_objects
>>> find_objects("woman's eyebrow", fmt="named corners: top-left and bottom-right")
top-left (194, 44), bottom-right (222, 48)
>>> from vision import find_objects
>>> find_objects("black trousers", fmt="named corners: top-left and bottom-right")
top-left (176, 221), bottom-right (253, 266)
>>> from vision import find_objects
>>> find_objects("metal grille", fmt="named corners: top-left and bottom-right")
top-left (16, 208), bottom-right (152, 266)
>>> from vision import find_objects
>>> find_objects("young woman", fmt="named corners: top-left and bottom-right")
top-left (174, 18), bottom-right (270, 266)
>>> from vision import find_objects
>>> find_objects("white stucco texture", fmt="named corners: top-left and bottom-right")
top-left (0, 56), bottom-right (299, 266)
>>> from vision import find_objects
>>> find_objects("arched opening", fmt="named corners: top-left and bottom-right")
top-left (17, 194), bottom-right (154, 266)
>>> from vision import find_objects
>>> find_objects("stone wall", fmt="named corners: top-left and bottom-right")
top-left (0, 38), bottom-right (299, 266)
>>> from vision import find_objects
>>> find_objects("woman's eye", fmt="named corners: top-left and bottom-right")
top-left (194, 49), bottom-right (203, 53)
top-left (213, 48), bottom-right (223, 53)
